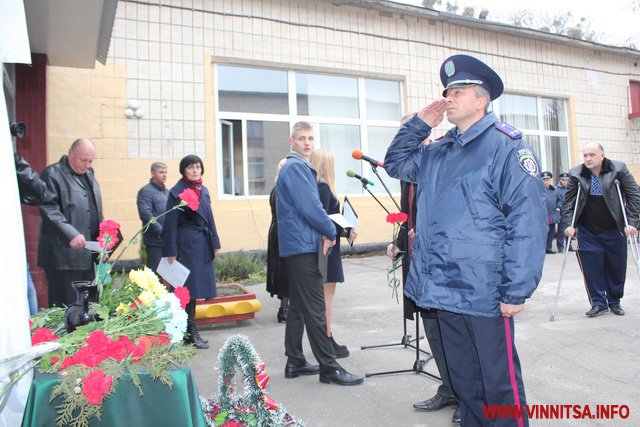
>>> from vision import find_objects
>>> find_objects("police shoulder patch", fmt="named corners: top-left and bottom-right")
top-left (516, 148), bottom-right (539, 177)
top-left (495, 122), bottom-right (522, 140)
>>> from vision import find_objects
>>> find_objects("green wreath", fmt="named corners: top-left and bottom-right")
top-left (201, 334), bottom-right (303, 426)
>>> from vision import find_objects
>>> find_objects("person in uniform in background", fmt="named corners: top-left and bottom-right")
top-left (385, 54), bottom-right (547, 426)
top-left (136, 162), bottom-right (169, 271)
top-left (561, 143), bottom-right (640, 317)
top-left (543, 171), bottom-right (563, 254)
top-left (555, 172), bottom-right (574, 252)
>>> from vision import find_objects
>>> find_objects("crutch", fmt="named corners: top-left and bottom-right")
top-left (550, 185), bottom-right (581, 321)
top-left (613, 179), bottom-right (640, 279)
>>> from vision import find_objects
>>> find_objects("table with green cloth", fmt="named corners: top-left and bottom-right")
top-left (21, 367), bottom-right (207, 427)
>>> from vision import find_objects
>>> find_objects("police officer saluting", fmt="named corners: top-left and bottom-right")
top-left (542, 171), bottom-right (563, 254)
top-left (385, 54), bottom-right (547, 426)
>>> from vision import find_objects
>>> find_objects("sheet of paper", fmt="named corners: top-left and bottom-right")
top-left (342, 197), bottom-right (359, 229)
top-left (84, 241), bottom-right (102, 252)
top-left (329, 213), bottom-right (352, 230)
top-left (156, 257), bottom-right (190, 287)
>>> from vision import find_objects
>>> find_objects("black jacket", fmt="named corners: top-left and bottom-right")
top-left (561, 158), bottom-right (640, 233)
top-left (136, 180), bottom-right (169, 247)
top-left (15, 153), bottom-right (51, 205)
top-left (37, 155), bottom-right (103, 270)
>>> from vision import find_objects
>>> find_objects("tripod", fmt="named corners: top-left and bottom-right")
top-left (355, 169), bottom-right (440, 380)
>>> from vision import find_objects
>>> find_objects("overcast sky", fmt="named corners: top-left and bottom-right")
top-left (400, 0), bottom-right (640, 46)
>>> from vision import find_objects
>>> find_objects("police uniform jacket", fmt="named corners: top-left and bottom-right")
top-left (545, 185), bottom-right (563, 224)
top-left (560, 158), bottom-right (640, 233)
top-left (384, 113), bottom-right (547, 317)
top-left (37, 155), bottom-right (103, 270)
top-left (276, 152), bottom-right (336, 258)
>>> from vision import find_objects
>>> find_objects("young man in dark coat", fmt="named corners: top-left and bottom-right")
top-left (38, 138), bottom-right (102, 308)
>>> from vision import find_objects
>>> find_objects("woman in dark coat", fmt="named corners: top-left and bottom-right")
top-left (310, 149), bottom-right (356, 358)
top-left (266, 158), bottom-right (289, 323)
top-left (162, 154), bottom-right (221, 349)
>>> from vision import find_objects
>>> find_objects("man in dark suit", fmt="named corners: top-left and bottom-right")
top-left (136, 162), bottom-right (169, 271)
top-left (38, 138), bottom-right (102, 307)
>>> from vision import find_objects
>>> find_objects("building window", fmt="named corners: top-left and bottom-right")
top-left (494, 94), bottom-right (570, 179)
top-left (216, 64), bottom-right (402, 197)
top-left (630, 81), bottom-right (640, 119)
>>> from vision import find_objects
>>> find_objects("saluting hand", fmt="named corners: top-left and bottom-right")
top-left (418, 99), bottom-right (448, 128)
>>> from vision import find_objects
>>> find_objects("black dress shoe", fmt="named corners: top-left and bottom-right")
top-left (609, 305), bottom-right (625, 316)
top-left (585, 305), bottom-right (609, 317)
top-left (277, 307), bottom-right (288, 323)
top-left (319, 366), bottom-right (364, 385)
top-left (545, 250), bottom-right (556, 254)
top-left (330, 335), bottom-right (350, 358)
top-left (413, 393), bottom-right (458, 411)
top-left (452, 405), bottom-right (461, 424)
top-left (285, 361), bottom-right (320, 379)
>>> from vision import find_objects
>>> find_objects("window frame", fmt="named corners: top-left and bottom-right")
top-left (215, 64), bottom-right (403, 199)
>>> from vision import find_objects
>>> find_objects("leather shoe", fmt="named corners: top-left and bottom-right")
top-left (545, 250), bottom-right (556, 254)
top-left (413, 393), bottom-right (457, 411)
top-left (285, 361), bottom-right (320, 379)
top-left (452, 405), bottom-right (461, 424)
top-left (585, 305), bottom-right (609, 317)
top-left (319, 366), bottom-right (364, 385)
top-left (609, 305), bottom-right (625, 316)
top-left (330, 335), bottom-right (350, 358)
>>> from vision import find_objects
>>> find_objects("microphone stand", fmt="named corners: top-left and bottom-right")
top-left (360, 167), bottom-right (439, 382)
top-left (361, 182), bottom-right (391, 214)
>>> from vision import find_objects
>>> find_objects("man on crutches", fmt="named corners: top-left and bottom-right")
top-left (561, 143), bottom-right (640, 317)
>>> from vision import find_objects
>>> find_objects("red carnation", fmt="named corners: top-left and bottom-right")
top-left (31, 328), bottom-right (59, 346)
top-left (178, 188), bottom-right (200, 211)
top-left (386, 212), bottom-right (408, 224)
top-left (82, 370), bottom-right (113, 405)
top-left (97, 219), bottom-right (120, 250)
top-left (173, 286), bottom-right (191, 310)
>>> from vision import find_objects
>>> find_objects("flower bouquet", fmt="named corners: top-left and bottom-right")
top-left (385, 212), bottom-right (408, 303)
top-left (22, 188), bottom-right (201, 427)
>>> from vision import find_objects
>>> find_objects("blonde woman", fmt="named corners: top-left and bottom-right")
top-left (310, 149), bottom-right (356, 358)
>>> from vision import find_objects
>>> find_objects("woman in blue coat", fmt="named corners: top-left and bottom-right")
top-left (162, 154), bottom-right (221, 349)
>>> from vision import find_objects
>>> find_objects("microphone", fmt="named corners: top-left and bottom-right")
top-left (352, 150), bottom-right (384, 168)
top-left (346, 169), bottom-right (375, 186)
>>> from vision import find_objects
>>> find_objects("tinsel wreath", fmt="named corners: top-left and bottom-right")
top-left (201, 334), bottom-right (304, 426)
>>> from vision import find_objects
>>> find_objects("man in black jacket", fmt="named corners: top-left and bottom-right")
top-left (136, 162), bottom-right (169, 271)
top-left (561, 143), bottom-right (640, 317)
top-left (38, 138), bottom-right (103, 307)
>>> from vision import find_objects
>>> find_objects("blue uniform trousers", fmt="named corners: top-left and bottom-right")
top-left (576, 225), bottom-right (627, 307)
top-left (438, 311), bottom-right (527, 427)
